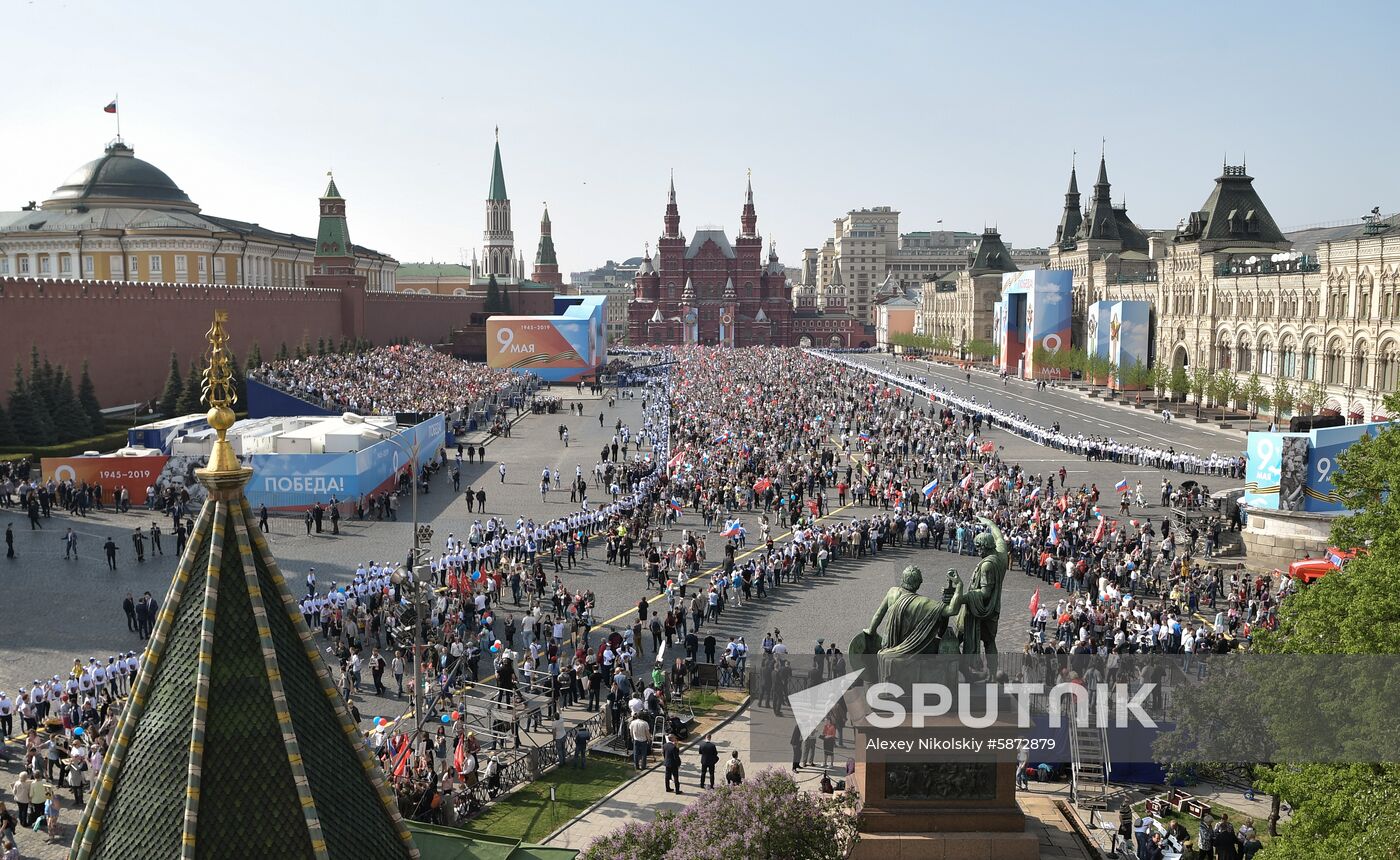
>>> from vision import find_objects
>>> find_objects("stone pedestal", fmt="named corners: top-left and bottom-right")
top-left (1241, 506), bottom-right (1337, 573)
top-left (847, 700), bottom-right (1040, 860)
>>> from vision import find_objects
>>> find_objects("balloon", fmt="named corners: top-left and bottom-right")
top-left (471, 570), bottom-right (481, 581)
top-left (74, 727), bottom-right (85, 736)
top-left (451, 711), bottom-right (461, 721)
top-left (376, 718), bottom-right (387, 727)
top-left (442, 714), bottom-right (451, 724)
top-left (490, 644), bottom-right (500, 653)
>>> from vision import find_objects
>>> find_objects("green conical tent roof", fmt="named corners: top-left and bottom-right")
top-left (488, 138), bottom-right (508, 202)
top-left (534, 206), bottom-right (557, 267)
top-left (70, 471), bottom-right (417, 858)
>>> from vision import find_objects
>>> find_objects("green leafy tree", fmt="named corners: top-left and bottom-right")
top-left (177, 360), bottom-right (205, 416)
top-left (78, 362), bottom-right (104, 435)
top-left (1124, 358), bottom-right (1153, 399)
top-left (1213, 369), bottom-right (1240, 416)
top-left (1189, 365), bottom-right (1212, 416)
top-left (1270, 376), bottom-right (1294, 423)
top-left (1169, 364), bottom-right (1190, 402)
top-left (1244, 372), bottom-right (1269, 429)
top-left (246, 343), bottom-right (263, 370)
top-left (1148, 363), bottom-right (1169, 399)
top-left (931, 333), bottom-right (954, 355)
top-left (158, 352), bottom-right (184, 417)
top-left (967, 339), bottom-right (997, 361)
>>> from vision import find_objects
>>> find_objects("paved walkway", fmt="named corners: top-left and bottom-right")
top-left (544, 706), bottom-right (1093, 859)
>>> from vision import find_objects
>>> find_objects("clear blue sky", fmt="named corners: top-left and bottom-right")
top-left (5, 1), bottom-right (1396, 272)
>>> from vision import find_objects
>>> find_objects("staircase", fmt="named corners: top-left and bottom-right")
top-left (1069, 700), bottom-right (1113, 811)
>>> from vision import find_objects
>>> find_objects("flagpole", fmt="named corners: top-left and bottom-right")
top-left (114, 93), bottom-right (121, 141)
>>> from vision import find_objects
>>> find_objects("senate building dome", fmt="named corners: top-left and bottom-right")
top-left (42, 141), bottom-right (199, 212)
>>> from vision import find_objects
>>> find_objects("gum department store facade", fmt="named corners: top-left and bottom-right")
top-left (1043, 156), bottom-right (1400, 422)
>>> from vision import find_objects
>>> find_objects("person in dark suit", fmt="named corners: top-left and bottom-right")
top-left (259, 503), bottom-right (270, 533)
top-left (662, 734), bottom-right (683, 793)
top-left (123, 593), bottom-right (137, 632)
top-left (104, 537), bottom-right (118, 570)
top-left (697, 733), bottom-right (719, 788)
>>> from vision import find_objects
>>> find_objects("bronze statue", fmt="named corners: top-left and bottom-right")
top-left (850, 564), bottom-right (964, 681)
top-left (954, 515), bottom-right (1009, 664)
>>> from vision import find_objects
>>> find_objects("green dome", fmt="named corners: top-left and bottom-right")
top-left (43, 141), bottom-right (199, 212)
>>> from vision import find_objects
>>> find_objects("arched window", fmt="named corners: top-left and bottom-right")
top-left (1279, 336), bottom-right (1296, 378)
top-left (1302, 336), bottom-right (1318, 380)
top-left (1379, 341), bottom-right (1399, 392)
top-left (1258, 335), bottom-right (1274, 375)
top-left (1352, 342), bottom-right (1370, 389)
top-left (1236, 335), bottom-right (1253, 373)
top-left (1217, 338), bottom-right (1232, 370)
top-left (1325, 338), bottom-right (1345, 384)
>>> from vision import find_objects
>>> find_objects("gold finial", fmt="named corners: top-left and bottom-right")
top-left (197, 310), bottom-right (248, 480)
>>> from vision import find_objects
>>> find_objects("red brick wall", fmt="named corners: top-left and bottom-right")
top-left (1, 276), bottom-right (562, 408)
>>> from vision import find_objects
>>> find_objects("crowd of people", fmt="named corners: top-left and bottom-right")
top-left (4, 343), bottom-right (1288, 849)
top-left (249, 343), bottom-right (532, 417)
top-left (834, 353), bottom-right (1248, 479)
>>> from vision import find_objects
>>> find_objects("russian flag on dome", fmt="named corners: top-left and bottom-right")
top-left (1048, 522), bottom-right (1060, 545)
top-left (103, 98), bottom-right (117, 114)
top-left (921, 478), bottom-right (939, 497)
top-left (1115, 478), bottom-right (1130, 493)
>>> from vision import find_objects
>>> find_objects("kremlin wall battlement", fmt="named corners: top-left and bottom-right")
top-left (0, 275), bottom-right (528, 407)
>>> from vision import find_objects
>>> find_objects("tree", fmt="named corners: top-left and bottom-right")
top-left (501, 285), bottom-right (513, 314)
top-left (317, 337), bottom-right (327, 356)
top-left (580, 769), bottom-right (859, 860)
top-left (0, 399), bottom-right (15, 446)
top-left (227, 351), bottom-right (246, 410)
top-left (50, 368), bottom-right (89, 442)
top-left (932, 333), bottom-right (954, 355)
top-left (277, 342), bottom-right (290, 361)
top-left (1169, 364), bottom-right (1190, 403)
top-left (1189, 365), bottom-right (1212, 417)
top-left (78, 362), bottom-right (105, 435)
top-left (1124, 359), bottom-right (1153, 401)
top-left (246, 343), bottom-right (263, 371)
top-left (159, 352), bottom-right (184, 418)
top-left (1243, 372), bottom-right (1268, 430)
top-left (484, 275), bottom-right (502, 312)
top-left (967, 339), bottom-right (997, 361)
top-left (7, 365), bottom-right (37, 445)
top-left (1148, 363), bottom-right (1169, 400)
top-left (177, 360), bottom-right (204, 416)
top-left (1213, 370), bottom-right (1240, 417)
top-left (1270, 376), bottom-right (1294, 424)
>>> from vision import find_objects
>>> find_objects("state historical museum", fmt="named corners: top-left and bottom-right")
top-left (628, 176), bottom-right (796, 346)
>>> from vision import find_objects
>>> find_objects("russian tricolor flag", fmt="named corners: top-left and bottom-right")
top-left (1115, 478), bottom-right (1129, 493)
top-left (1048, 521), bottom-right (1060, 545)
top-left (922, 478), bottom-right (939, 497)
top-left (858, 430), bottom-right (872, 441)
top-left (960, 473), bottom-right (975, 490)
top-left (669, 497), bottom-right (684, 512)
top-left (721, 522), bottom-right (743, 538)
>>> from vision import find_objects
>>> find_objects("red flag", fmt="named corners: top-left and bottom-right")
top-left (1057, 495), bottom-right (1069, 513)
top-left (807, 499), bottom-right (820, 515)
top-left (979, 442), bottom-right (995, 454)
top-left (1029, 589), bottom-right (1040, 618)
top-left (454, 736), bottom-right (465, 774)
top-left (1032, 506), bottom-right (1041, 524)
top-left (391, 735), bottom-right (412, 778)
top-left (1092, 518), bottom-right (1106, 544)
top-left (753, 477), bottom-right (772, 493)
top-left (103, 99), bottom-right (118, 114)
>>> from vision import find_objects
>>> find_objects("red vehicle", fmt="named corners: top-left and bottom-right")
top-left (1287, 547), bottom-right (1359, 584)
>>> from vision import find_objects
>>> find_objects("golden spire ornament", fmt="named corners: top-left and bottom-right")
top-left (196, 310), bottom-right (252, 484)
